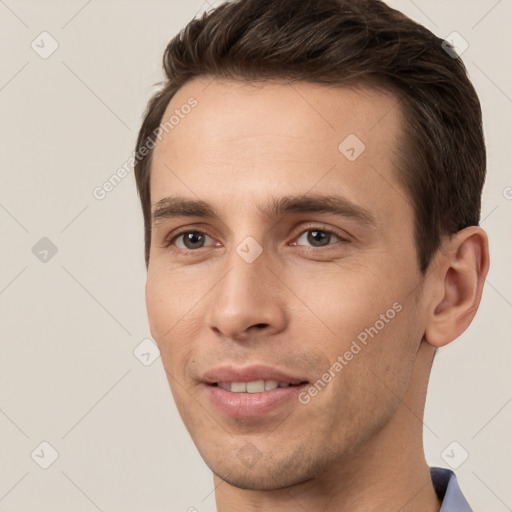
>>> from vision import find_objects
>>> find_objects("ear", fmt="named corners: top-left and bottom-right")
top-left (424, 226), bottom-right (490, 348)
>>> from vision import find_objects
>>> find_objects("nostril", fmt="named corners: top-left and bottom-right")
top-left (254, 323), bottom-right (268, 329)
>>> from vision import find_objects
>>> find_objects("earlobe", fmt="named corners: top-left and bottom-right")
top-left (424, 226), bottom-right (489, 348)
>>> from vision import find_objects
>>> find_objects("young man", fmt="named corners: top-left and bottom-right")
top-left (134, 0), bottom-right (489, 510)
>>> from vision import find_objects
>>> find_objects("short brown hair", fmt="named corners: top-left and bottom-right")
top-left (134, 0), bottom-right (485, 272)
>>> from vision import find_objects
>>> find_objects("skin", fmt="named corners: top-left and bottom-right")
top-left (145, 77), bottom-right (489, 511)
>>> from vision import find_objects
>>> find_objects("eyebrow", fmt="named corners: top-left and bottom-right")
top-left (151, 193), bottom-right (376, 229)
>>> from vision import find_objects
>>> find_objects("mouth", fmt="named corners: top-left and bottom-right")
top-left (211, 380), bottom-right (308, 393)
top-left (201, 366), bottom-right (310, 418)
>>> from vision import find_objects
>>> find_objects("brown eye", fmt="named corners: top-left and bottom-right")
top-left (174, 231), bottom-right (214, 250)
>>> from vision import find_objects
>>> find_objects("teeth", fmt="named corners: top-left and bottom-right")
top-left (246, 380), bottom-right (265, 393)
top-left (264, 379), bottom-right (279, 391)
top-left (217, 380), bottom-right (293, 393)
top-left (231, 382), bottom-right (247, 393)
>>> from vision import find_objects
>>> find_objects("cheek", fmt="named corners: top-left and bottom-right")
top-left (145, 273), bottom-right (176, 343)
top-left (289, 263), bottom-right (421, 396)
top-left (145, 270), bottom-right (199, 371)
top-left (145, 273), bottom-right (205, 424)
top-left (287, 263), bottom-right (401, 345)
top-left (336, 299), bottom-right (421, 400)
top-left (146, 261), bottom-right (205, 335)
top-left (316, 303), bottom-right (420, 439)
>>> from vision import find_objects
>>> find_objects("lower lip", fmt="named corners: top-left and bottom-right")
top-left (203, 383), bottom-right (308, 418)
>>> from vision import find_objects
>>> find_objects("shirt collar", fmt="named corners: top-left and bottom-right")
top-left (430, 467), bottom-right (473, 511)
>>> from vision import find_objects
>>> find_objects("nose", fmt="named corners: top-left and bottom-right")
top-left (206, 244), bottom-right (288, 342)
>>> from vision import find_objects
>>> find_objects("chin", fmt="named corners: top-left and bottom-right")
top-left (212, 465), bottom-right (311, 491)
top-left (200, 442), bottom-right (327, 491)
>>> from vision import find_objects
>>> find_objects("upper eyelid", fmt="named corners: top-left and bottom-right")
top-left (168, 223), bottom-right (344, 238)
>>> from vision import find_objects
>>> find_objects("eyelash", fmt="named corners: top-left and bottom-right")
top-left (162, 226), bottom-right (349, 253)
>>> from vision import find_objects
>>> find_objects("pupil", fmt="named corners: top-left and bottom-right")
top-left (185, 232), bottom-right (204, 249)
top-left (308, 230), bottom-right (330, 247)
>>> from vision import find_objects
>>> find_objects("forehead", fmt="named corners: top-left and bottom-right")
top-left (150, 77), bottom-right (409, 223)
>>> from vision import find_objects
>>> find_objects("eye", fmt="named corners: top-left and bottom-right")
top-left (294, 228), bottom-right (344, 248)
top-left (170, 231), bottom-right (216, 250)
top-left (163, 226), bottom-right (348, 253)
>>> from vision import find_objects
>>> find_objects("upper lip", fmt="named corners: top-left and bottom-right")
top-left (202, 364), bottom-right (309, 385)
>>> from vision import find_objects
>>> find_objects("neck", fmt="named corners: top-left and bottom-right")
top-left (214, 340), bottom-right (441, 512)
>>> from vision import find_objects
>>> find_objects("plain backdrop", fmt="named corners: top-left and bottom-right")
top-left (0, 0), bottom-right (511, 510)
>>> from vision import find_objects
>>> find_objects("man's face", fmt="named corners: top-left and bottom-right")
top-left (146, 78), bottom-right (428, 489)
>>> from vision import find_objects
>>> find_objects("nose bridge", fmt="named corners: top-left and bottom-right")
top-left (218, 238), bottom-right (272, 312)
top-left (207, 236), bottom-right (287, 338)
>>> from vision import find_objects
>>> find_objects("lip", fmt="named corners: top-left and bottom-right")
top-left (201, 364), bottom-right (309, 418)
top-left (204, 384), bottom-right (308, 417)
top-left (202, 364), bottom-right (308, 385)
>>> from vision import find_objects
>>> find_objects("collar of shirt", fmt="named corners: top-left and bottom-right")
top-left (430, 467), bottom-right (473, 511)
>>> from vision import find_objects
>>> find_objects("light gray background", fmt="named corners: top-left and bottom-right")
top-left (0, 0), bottom-right (510, 510)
